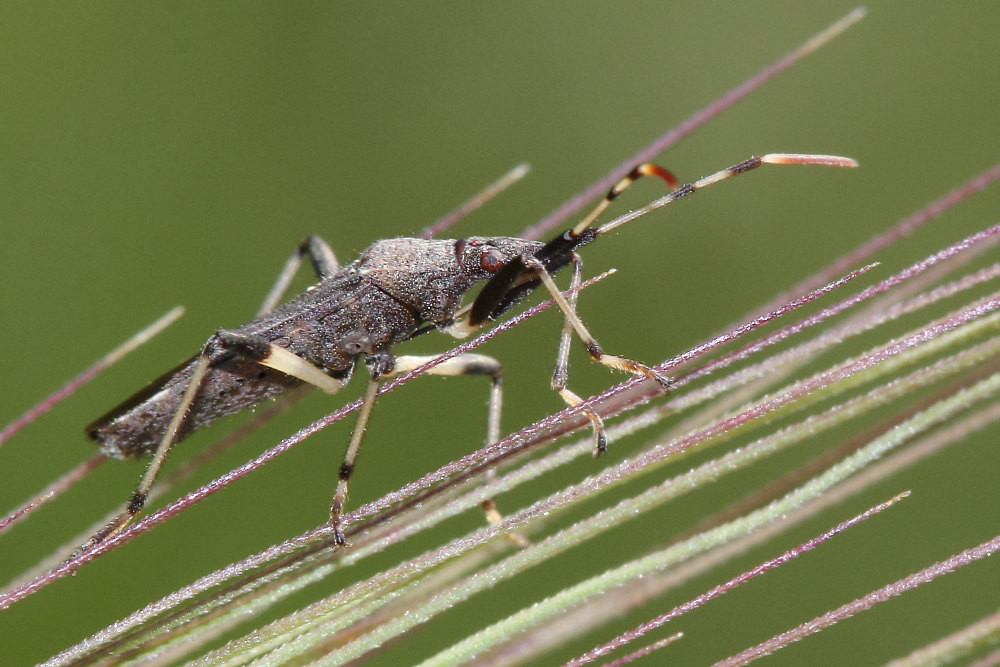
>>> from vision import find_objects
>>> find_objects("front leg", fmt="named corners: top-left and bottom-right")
top-left (522, 254), bottom-right (671, 455)
top-left (549, 254), bottom-right (609, 456)
top-left (388, 353), bottom-right (528, 546)
top-left (521, 255), bottom-right (670, 388)
top-left (329, 351), bottom-right (530, 547)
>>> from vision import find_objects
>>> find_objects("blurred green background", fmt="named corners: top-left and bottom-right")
top-left (2, 2), bottom-right (999, 664)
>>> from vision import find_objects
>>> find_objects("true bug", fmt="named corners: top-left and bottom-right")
top-left (85, 152), bottom-right (856, 548)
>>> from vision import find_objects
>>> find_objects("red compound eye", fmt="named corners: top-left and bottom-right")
top-left (480, 249), bottom-right (505, 272)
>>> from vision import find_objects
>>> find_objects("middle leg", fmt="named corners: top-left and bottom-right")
top-left (328, 351), bottom-right (529, 547)
top-left (389, 353), bottom-right (529, 545)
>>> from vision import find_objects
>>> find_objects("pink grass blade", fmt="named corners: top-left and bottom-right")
top-left (749, 161), bottom-right (1000, 324)
top-left (600, 633), bottom-right (684, 667)
top-left (414, 367), bottom-right (1000, 667)
top-left (564, 492), bottom-right (910, 667)
top-left (713, 533), bottom-right (1000, 666)
top-left (494, 387), bottom-right (1000, 666)
top-left (9, 390), bottom-right (309, 587)
top-left (419, 163), bottom-right (530, 239)
top-left (0, 306), bottom-right (183, 448)
top-left (672, 223), bottom-right (1000, 385)
top-left (0, 455), bottom-right (105, 535)
top-left (666, 263), bottom-right (877, 380)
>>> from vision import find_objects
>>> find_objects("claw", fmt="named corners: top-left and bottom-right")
top-left (70, 513), bottom-right (133, 562)
top-left (593, 424), bottom-right (609, 457)
top-left (624, 360), bottom-right (672, 393)
top-left (643, 366), bottom-right (672, 393)
top-left (333, 521), bottom-right (349, 548)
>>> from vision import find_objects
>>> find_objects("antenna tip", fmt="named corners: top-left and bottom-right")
top-left (510, 163), bottom-right (532, 179)
top-left (763, 153), bottom-right (859, 168)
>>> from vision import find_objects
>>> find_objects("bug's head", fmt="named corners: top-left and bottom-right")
top-left (454, 236), bottom-right (543, 282)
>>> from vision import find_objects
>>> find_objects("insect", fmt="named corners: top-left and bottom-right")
top-left (85, 152), bottom-right (856, 549)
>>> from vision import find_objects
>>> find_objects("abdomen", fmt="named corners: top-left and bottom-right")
top-left (87, 354), bottom-right (303, 459)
